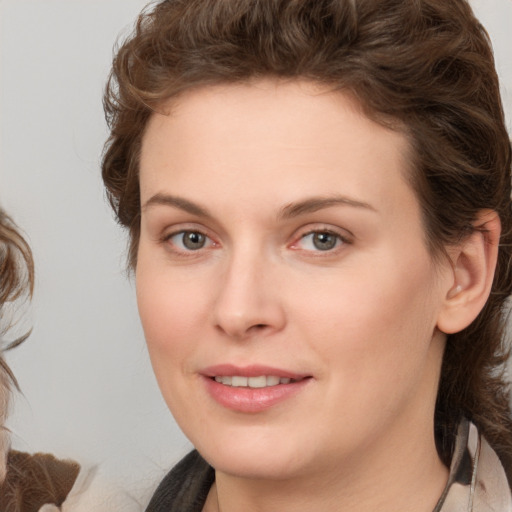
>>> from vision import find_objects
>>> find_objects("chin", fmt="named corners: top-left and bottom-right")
top-left (190, 424), bottom-right (314, 480)
top-left (206, 449), bottom-right (306, 480)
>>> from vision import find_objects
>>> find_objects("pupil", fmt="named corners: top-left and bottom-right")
top-left (183, 232), bottom-right (205, 250)
top-left (313, 232), bottom-right (336, 250)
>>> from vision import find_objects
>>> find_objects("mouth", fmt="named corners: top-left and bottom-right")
top-left (201, 365), bottom-right (312, 413)
top-left (212, 375), bottom-right (300, 388)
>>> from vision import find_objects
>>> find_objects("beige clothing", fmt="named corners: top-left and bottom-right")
top-left (436, 419), bottom-right (512, 511)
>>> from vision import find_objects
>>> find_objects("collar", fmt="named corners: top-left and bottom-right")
top-left (435, 418), bottom-right (512, 511)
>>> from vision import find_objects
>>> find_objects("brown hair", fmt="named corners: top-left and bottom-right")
top-left (102, 0), bottom-right (512, 477)
top-left (0, 209), bottom-right (34, 482)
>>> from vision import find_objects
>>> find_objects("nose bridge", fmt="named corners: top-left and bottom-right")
top-left (213, 241), bottom-right (285, 338)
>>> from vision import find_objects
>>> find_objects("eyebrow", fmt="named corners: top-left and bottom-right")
top-left (142, 194), bottom-right (212, 217)
top-left (142, 193), bottom-right (376, 219)
top-left (278, 196), bottom-right (376, 219)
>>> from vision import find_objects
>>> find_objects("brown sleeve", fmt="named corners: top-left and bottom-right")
top-left (0, 450), bottom-right (80, 512)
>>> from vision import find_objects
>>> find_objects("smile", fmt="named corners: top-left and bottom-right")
top-left (202, 366), bottom-right (312, 413)
top-left (213, 376), bottom-right (294, 387)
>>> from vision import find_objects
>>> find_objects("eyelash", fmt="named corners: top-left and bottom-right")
top-left (162, 229), bottom-right (216, 254)
top-left (160, 227), bottom-right (352, 256)
top-left (290, 228), bottom-right (351, 253)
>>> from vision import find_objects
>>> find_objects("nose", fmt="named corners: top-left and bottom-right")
top-left (212, 249), bottom-right (286, 340)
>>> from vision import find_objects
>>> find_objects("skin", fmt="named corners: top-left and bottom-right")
top-left (137, 80), bottom-right (458, 512)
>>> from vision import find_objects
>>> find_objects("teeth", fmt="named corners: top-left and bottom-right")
top-left (232, 376), bottom-right (248, 387)
top-left (214, 375), bottom-right (295, 388)
top-left (266, 376), bottom-right (280, 386)
top-left (248, 376), bottom-right (267, 388)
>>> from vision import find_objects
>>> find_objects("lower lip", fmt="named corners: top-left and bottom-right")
top-left (203, 377), bottom-right (311, 413)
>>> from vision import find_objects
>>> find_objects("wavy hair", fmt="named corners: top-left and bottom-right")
top-left (102, 0), bottom-right (512, 479)
top-left (0, 210), bottom-right (34, 483)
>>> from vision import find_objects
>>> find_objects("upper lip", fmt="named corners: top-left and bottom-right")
top-left (201, 364), bottom-right (310, 380)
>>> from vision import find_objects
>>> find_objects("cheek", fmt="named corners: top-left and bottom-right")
top-left (135, 256), bottom-right (210, 368)
top-left (135, 261), bottom-right (213, 424)
top-left (296, 252), bottom-right (442, 383)
top-left (301, 276), bottom-right (442, 440)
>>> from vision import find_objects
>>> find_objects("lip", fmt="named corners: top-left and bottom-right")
top-left (201, 364), bottom-right (312, 413)
top-left (201, 364), bottom-right (309, 380)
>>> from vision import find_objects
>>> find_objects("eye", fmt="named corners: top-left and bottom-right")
top-left (296, 230), bottom-right (345, 251)
top-left (166, 230), bottom-right (213, 251)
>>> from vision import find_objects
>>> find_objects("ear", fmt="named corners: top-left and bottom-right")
top-left (436, 210), bottom-right (501, 335)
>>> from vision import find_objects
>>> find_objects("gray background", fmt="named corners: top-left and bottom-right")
top-left (0, 0), bottom-right (511, 501)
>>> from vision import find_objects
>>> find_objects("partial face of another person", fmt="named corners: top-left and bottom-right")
top-left (137, 80), bottom-right (453, 480)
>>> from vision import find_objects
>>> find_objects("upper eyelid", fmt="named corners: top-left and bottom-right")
top-left (300, 228), bottom-right (350, 239)
top-left (161, 223), bottom-right (214, 239)
top-left (145, 209), bottom-right (224, 238)
top-left (293, 224), bottom-right (354, 241)
top-left (163, 227), bottom-right (208, 239)
top-left (294, 231), bottom-right (347, 248)
top-left (157, 222), bottom-right (353, 246)
top-left (164, 229), bottom-right (216, 245)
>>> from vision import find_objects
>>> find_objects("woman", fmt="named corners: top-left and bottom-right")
top-left (102, 0), bottom-right (512, 510)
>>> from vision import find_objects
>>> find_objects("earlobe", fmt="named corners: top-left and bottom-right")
top-left (437, 210), bottom-right (501, 335)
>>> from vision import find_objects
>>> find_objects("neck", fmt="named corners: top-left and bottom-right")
top-left (206, 422), bottom-right (448, 512)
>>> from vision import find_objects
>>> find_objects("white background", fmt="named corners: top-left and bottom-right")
top-left (0, 0), bottom-right (511, 503)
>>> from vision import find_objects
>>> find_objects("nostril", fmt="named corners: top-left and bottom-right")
top-left (246, 323), bottom-right (269, 335)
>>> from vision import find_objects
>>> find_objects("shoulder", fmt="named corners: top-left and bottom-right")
top-left (57, 464), bottom-right (145, 512)
top-left (0, 450), bottom-right (80, 512)
top-left (145, 450), bottom-right (214, 512)
top-left (0, 450), bottom-right (146, 512)
top-left (436, 419), bottom-right (512, 512)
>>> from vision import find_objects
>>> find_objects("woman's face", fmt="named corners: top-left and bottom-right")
top-left (137, 80), bottom-right (452, 480)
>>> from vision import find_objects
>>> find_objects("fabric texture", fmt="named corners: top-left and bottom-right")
top-left (0, 451), bottom-right (144, 512)
top-left (0, 450), bottom-right (80, 512)
top-left (37, 464), bottom-right (145, 512)
top-left (144, 419), bottom-right (512, 512)
top-left (434, 418), bottom-right (512, 512)
top-left (145, 451), bottom-right (214, 512)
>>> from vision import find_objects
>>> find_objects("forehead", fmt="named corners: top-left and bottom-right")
top-left (144, 79), bottom-right (407, 155)
top-left (139, 79), bottom-right (416, 222)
